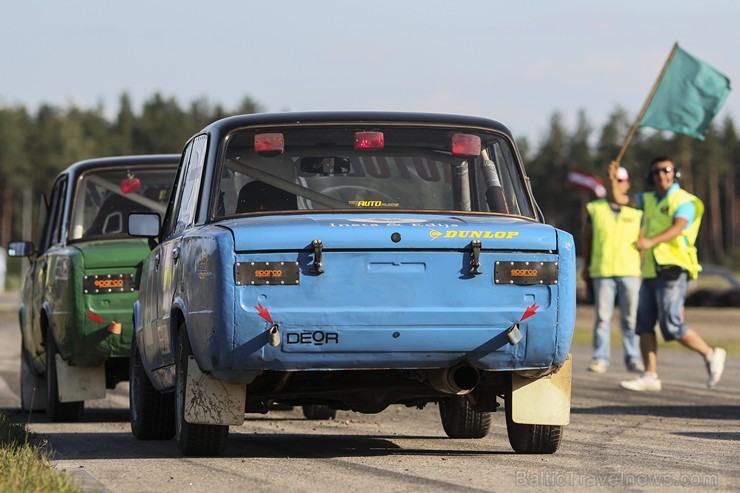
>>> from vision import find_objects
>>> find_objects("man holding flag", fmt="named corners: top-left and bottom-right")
top-left (608, 43), bottom-right (729, 391)
top-left (611, 157), bottom-right (725, 391)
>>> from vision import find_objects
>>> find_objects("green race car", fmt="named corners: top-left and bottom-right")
top-left (8, 154), bottom-right (178, 421)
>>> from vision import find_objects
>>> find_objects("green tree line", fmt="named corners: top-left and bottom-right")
top-left (0, 93), bottom-right (263, 251)
top-left (1, 95), bottom-right (738, 271)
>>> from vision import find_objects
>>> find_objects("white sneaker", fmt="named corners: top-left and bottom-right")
top-left (621, 373), bottom-right (662, 392)
top-left (706, 348), bottom-right (727, 388)
top-left (588, 359), bottom-right (608, 373)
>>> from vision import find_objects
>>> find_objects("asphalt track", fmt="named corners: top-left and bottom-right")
top-left (1, 305), bottom-right (738, 492)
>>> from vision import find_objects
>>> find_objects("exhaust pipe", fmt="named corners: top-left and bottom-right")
top-left (429, 364), bottom-right (480, 395)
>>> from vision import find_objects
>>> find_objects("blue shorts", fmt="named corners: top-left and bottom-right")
top-left (635, 270), bottom-right (689, 342)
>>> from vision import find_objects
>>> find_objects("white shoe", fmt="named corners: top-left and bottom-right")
top-left (621, 373), bottom-right (662, 392)
top-left (588, 359), bottom-right (608, 374)
top-left (706, 348), bottom-right (726, 388)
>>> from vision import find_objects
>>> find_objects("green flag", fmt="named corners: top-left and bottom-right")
top-left (638, 45), bottom-right (731, 140)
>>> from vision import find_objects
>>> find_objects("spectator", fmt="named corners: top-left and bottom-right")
top-left (582, 166), bottom-right (643, 374)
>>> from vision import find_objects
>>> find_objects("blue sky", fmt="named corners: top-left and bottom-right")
top-left (2, 1), bottom-right (739, 144)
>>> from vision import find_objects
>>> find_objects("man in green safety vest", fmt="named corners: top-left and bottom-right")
top-left (582, 166), bottom-right (644, 374)
top-left (607, 157), bottom-right (726, 391)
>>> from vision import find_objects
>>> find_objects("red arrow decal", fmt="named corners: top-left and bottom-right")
top-left (255, 304), bottom-right (273, 324)
top-left (87, 311), bottom-right (105, 324)
top-left (519, 303), bottom-right (539, 322)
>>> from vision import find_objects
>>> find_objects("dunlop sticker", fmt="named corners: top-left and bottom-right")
top-left (429, 230), bottom-right (519, 240)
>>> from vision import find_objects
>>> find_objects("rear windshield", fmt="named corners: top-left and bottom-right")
top-left (69, 165), bottom-right (176, 241)
top-left (214, 124), bottom-right (535, 219)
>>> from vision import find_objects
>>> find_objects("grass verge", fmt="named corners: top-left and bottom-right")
top-left (0, 413), bottom-right (80, 493)
top-left (573, 324), bottom-right (740, 357)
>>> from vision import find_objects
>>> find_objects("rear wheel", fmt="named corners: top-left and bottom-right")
top-left (302, 405), bottom-right (337, 420)
top-left (505, 398), bottom-right (563, 454)
top-left (45, 334), bottom-right (84, 422)
top-left (175, 325), bottom-right (228, 456)
top-left (438, 395), bottom-right (491, 438)
top-left (130, 335), bottom-right (175, 439)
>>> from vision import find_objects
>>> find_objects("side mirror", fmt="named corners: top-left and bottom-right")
top-left (8, 241), bottom-right (34, 257)
top-left (128, 213), bottom-right (160, 238)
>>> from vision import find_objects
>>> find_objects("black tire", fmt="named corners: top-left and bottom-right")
top-left (505, 397), bottom-right (563, 454)
top-left (45, 333), bottom-right (84, 422)
top-left (302, 404), bottom-right (337, 420)
top-left (130, 335), bottom-right (175, 440)
top-left (438, 395), bottom-right (491, 439)
top-left (175, 325), bottom-right (228, 456)
top-left (20, 345), bottom-right (46, 412)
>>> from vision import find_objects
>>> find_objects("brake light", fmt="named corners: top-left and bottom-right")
top-left (355, 131), bottom-right (384, 150)
top-left (451, 133), bottom-right (481, 158)
top-left (254, 133), bottom-right (285, 156)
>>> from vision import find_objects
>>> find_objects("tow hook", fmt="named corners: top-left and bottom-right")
top-left (469, 240), bottom-right (482, 275)
top-left (268, 324), bottom-right (281, 346)
top-left (310, 239), bottom-right (325, 274)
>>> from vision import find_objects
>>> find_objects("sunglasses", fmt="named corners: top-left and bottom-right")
top-left (651, 166), bottom-right (673, 175)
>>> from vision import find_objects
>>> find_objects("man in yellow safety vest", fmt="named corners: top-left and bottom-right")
top-left (608, 157), bottom-right (726, 391)
top-left (582, 166), bottom-right (644, 374)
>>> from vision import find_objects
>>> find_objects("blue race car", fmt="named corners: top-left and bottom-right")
top-left (128, 112), bottom-right (575, 456)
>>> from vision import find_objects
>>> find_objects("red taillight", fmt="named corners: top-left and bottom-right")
top-left (87, 312), bottom-right (105, 324)
top-left (254, 133), bottom-right (285, 156)
top-left (451, 133), bottom-right (481, 158)
top-left (355, 131), bottom-right (384, 150)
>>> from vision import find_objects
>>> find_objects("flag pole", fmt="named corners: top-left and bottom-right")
top-left (615, 42), bottom-right (680, 164)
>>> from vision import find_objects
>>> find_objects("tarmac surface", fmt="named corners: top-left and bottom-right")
top-left (1, 291), bottom-right (739, 492)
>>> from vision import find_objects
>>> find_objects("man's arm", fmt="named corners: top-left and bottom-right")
top-left (635, 217), bottom-right (688, 251)
top-left (607, 161), bottom-right (637, 207)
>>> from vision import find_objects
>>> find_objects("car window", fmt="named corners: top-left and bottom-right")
top-left (68, 165), bottom-right (176, 241)
top-left (214, 124), bottom-right (535, 219)
top-left (161, 143), bottom-right (193, 240)
top-left (172, 135), bottom-right (207, 235)
top-left (43, 177), bottom-right (68, 251)
top-left (33, 194), bottom-right (49, 251)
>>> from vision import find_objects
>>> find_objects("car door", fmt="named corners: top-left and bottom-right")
top-left (20, 194), bottom-right (49, 361)
top-left (144, 136), bottom-right (207, 372)
top-left (28, 177), bottom-right (68, 358)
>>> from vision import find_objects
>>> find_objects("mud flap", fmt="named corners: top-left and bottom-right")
top-left (184, 356), bottom-right (246, 426)
top-left (55, 355), bottom-right (106, 403)
top-left (511, 353), bottom-right (571, 425)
